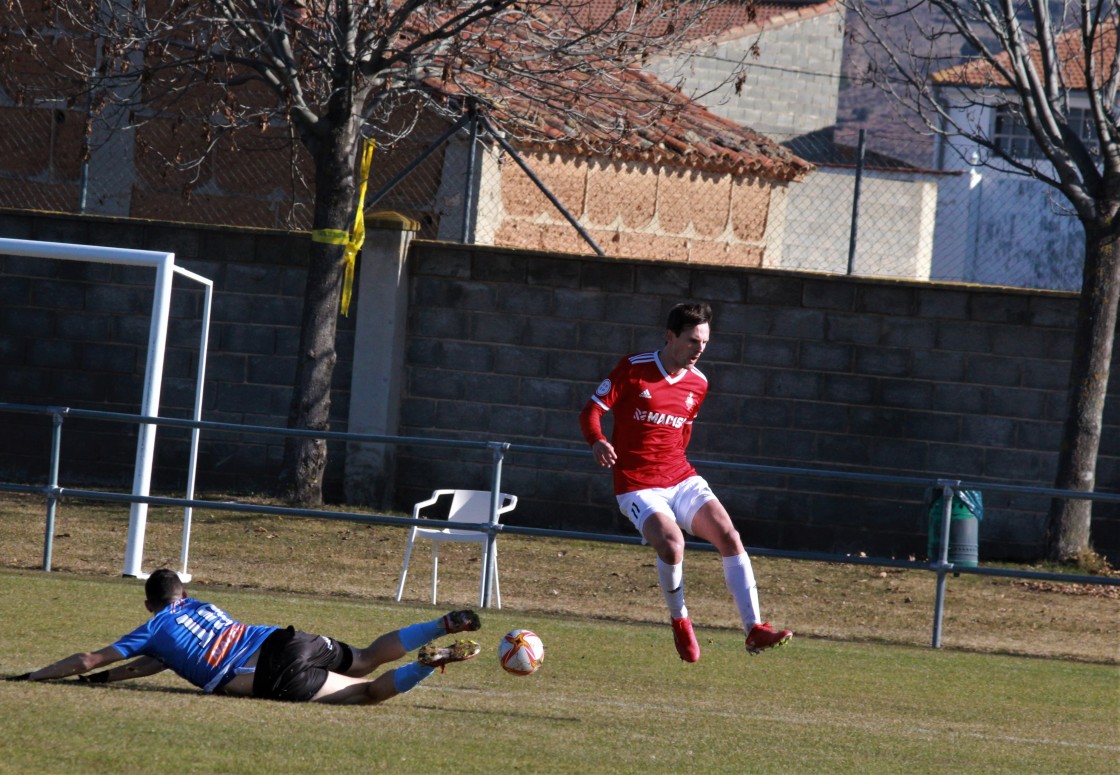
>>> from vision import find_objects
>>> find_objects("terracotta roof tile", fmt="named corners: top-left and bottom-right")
top-left (933, 21), bottom-right (1116, 91)
top-left (418, 5), bottom-right (815, 181)
top-left (573, 0), bottom-right (841, 41)
top-left (695, 0), bottom-right (843, 39)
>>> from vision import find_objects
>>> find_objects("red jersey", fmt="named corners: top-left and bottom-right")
top-left (581, 350), bottom-right (708, 494)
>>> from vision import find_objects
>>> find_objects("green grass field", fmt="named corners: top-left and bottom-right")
top-left (2, 568), bottom-right (1116, 775)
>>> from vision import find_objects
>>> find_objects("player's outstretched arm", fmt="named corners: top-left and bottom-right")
top-left (80, 656), bottom-right (167, 684)
top-left (21, 645), bottom-right (124, 681)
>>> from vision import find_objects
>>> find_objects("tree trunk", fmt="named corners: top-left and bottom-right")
top-left (279, 123), bottom-right (360, 505)
top-left (1046, 218), bottom-right (1120, 561)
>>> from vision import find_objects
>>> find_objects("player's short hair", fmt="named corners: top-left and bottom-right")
top-left (666, 302), bottom-right (712, 335)
top-left (145, 568), bottom-right (184, 609)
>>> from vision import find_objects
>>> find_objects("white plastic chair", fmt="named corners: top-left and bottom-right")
top-left (394, 489), bottom-right (517, 608)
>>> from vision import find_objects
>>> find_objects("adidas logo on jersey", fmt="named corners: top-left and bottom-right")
top-left (638, 389), bottom-right (652, 399)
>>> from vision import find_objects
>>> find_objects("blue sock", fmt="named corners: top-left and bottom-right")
top-left (392, 662), bottom-right (435, 694)
top-left (398, 620), bottom-right (443, 652)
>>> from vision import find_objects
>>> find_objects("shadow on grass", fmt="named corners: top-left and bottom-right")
top-left (35, 679), bottom-right (202, 697)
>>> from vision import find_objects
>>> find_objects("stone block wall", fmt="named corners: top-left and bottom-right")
top-left (1, 210), bottom-right (1116, 562)
top-left (0, 210), bottom-right (355, 496)
top-left (395, 242), bottom-right (1119, 562)
top-left (490, 152), bottom-right (781, 267)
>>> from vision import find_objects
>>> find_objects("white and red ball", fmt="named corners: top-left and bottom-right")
top-left (498, 629), bottom-right (544, 675)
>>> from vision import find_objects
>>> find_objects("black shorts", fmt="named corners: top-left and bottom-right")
top-left (251, 626), bottom-right (356, 702)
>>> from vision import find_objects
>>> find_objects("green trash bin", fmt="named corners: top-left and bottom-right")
top-left (927, 490), bottom-right (983, 567)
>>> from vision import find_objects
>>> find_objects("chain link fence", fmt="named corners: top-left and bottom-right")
top-left (0, 100), bottom-right (1087, 292)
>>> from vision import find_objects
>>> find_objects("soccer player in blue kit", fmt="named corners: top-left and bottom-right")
top-left (9, 569), bottom-right (481, 704)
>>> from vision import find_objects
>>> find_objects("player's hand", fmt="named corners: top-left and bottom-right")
top-left (78, 671), bottom-right (110, 684)
top-left (591, 440), bottom-right (617, 468)
top-left (5, 673), bottom-right (32, 681)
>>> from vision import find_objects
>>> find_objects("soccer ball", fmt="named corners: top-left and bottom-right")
top-left (498, 629), bottom-right (544, 675)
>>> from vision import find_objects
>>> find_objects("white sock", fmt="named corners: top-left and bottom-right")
top-left (723, 552), bottom-right (761, 631)
top-left (656, 557), bottom-right (687, 620)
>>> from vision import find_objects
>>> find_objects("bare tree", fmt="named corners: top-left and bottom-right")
top-left (845, 0), bottom-right (1118, 561)
top-left (2, 0), bottom-right (754, 504)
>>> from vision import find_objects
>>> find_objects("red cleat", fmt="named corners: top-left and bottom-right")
top-left (671, 616), bottom-right (700, 662)
top-left (745, 622), bottom-right (793, 655)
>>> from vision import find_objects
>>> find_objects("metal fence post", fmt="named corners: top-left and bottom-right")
top-left (42, 410), bottom-right (66, 571)
top-left (846, 128), bottom-right (866, 275)
top-left (363, 114), bottom-right (472, 213)
top-left (931, 480), bottom-right (958, 648)
top-left (483, 441), bottom-right (509, 609)
top-left (461, 100), bottom-right (479, 244)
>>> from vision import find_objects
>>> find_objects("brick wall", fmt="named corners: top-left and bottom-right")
top-left (1, 211), bottom-right (1116, 562)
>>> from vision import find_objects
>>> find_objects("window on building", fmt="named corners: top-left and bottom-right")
top-left (992, 104), bottom-right (1099, 159)
top-left (993, 105), bottom-right (1038, 158)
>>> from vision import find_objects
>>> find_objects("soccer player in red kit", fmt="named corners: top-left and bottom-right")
top-left (579, 302), bottom-right (792, 662)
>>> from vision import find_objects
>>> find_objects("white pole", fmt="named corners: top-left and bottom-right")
top-left (173, 266), bottom-right (213, 581)
top-left (0, 238), bottom-right (211, 579)
top-left (0, 238), bottom-right (169, 267)
top-left (122, 254), bottom-right (175, 577)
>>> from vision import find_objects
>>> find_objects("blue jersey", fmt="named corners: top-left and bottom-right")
top-left (111, 598), bottom-right (278, 693)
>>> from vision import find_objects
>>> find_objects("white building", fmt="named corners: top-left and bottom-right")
top-left (928, 28), bottom-right (1100, 291)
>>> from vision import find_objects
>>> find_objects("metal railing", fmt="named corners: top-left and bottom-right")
top-left (2, 401), bottom-right (1117, 650)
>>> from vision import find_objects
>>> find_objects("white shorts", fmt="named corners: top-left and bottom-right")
top-left (616, 476), bottom-right (717, 539)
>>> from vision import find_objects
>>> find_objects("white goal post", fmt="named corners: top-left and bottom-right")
top-left (0, 237), bottom-right (213, 580)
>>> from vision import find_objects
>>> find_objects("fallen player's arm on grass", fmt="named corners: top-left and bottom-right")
top-left (25, 645), bottom-right (125, 681)
top-left (81, 656), bottom-right (167, 684)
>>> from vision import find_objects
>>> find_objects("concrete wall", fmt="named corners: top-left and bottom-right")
top-left (0, 211), bottom-right (356, 496)
top-left (774, 167), bottom-right (940, 279)
top-left (647, 8), bottom-right (846, 138)
top-left (930, 163), bottom-right (1086, 290)
top-left (394, 242), bottom-right (1119, 562)
top-left (0, 210), bottom-right (1116, 563)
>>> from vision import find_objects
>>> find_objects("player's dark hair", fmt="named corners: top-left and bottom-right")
top-left (145, 568), bottom-right (184, 609)
top-left (666, 302), bottom-right (712, 335)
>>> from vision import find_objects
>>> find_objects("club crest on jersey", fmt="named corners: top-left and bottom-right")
top-left (595, 379), bottom-right (611, 397)
top-left (633, 408), bottom-right (686, 428)
top-left (685, 392), bottom-right (697, 411)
